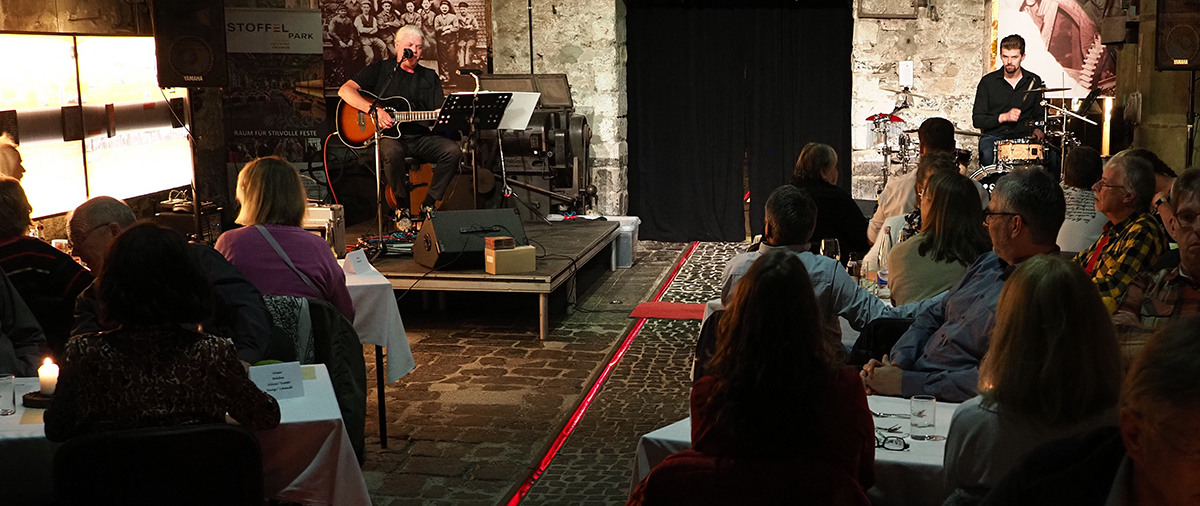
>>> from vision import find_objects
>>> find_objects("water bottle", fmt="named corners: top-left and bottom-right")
top-left (877, 226), bottom-right (892, 288)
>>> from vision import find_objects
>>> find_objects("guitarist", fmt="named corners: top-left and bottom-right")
top-left (337, 24), bottom-right (462, 223)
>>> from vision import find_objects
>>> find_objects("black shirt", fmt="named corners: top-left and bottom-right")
top-left (971, 67), bottom-right (1045, 139)
top-left (351, 59), bottom-right (444, 135)
top-left (791, 179), bottom-right (871, 260)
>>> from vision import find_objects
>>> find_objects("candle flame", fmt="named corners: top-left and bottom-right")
top-left (44, 357), bottom-right (53, 366)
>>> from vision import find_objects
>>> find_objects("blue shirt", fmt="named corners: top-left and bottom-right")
top-left (721, 243), bottom-right (942, 340)
top-left (891, 251), bottom-right (1015, 402)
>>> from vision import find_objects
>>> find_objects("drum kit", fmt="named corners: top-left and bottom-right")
top-left (967, 87), bottom-right (1098, 192)
top-left (868, 87), bottom-right (924, 194)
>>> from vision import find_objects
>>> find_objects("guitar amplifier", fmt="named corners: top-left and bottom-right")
top-left (303, 204), bottom-right (346, 258)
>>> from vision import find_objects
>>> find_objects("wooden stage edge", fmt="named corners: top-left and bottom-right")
top-left (356, 218), bottom-right (621, 340)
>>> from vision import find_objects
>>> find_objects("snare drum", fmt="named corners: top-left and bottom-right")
top-left (995, 139), bottom-right (1044, 165)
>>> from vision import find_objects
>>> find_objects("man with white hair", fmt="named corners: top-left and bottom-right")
top-left (338, 24), bottom-right (461, 226)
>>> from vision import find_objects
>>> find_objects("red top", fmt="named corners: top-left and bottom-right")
top-left (690, 366), bottom-right (876, 490)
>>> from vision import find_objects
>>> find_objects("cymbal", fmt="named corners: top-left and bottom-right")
top-left (954, 128), bottom-right (982, 137)
top-left (1019, 87), bottom-right (1070, 95)
top-left (880, 86), bottom-right (928, 99)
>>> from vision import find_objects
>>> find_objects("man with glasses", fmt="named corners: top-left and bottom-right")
top-left (1113, 168), bottom-right (1200, 334)
top-left (1074, 152), bottom-right (1168, 305)
top-left (863, 168), bottom-right (1065, 402)
top-left (67, 197), bottom-right (274, 366)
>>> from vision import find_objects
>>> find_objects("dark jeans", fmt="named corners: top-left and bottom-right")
top-left (378, 133), bottom-right (462, 208)
top-left (979, 134), bottom-right (1002, 167)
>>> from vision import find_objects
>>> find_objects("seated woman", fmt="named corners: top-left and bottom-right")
top-left (215, 156), bottom-right (354, 321)
top-left (44, 223), bottom-right (279, 441)
top-left (790, 143), bottom-right (869, 262)
top-left (943, 255), bottom-right (1122, 502)
top-left (630, 250), bottom-right (874, 505)
top-left (0, 176), bottom-right (91, 360)
top-left (887, 171), bottom-right (990, 305)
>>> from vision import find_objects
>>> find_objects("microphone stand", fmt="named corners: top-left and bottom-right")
top-left (1041, 99), bottom-right (1097, 176)
top-left (369, 49), bottom-right (412, 258)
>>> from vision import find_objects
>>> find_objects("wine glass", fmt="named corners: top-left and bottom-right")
top-left (819, 238), bottom-right (841, 263)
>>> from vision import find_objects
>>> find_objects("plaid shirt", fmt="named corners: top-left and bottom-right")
top-left (1116, 265), bottom-right (1200, 330)
top-left (1073, 211), bottom-right (1168, 303)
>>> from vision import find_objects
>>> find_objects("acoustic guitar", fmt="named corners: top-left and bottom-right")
top-left (335, 89), bottom-right (438, 149)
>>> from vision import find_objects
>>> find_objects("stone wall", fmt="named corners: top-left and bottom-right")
top-left (849, 0), bottom-right (991, 199)
top-left (491, 0), bottom-right (627, 215)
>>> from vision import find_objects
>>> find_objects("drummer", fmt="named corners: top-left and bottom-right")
top-left (971, 34), bottom-right (1046, 167)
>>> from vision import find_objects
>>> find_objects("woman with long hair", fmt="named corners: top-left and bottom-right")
top-left (696, 249), bottom-right (874, 484)
top-left (44, 223), bottom-right (279, 441)
top-left (790, 142), bottom-right (870, 261)
top-left (887, 171), bottom-right (991, 305)
top-left (943, 255), bottom-right (1122, 498)
top-left (215, 156), bottom-right (354, 320)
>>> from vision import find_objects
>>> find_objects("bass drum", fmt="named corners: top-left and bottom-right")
top-left (969, 165), bottom-right (1007, 193)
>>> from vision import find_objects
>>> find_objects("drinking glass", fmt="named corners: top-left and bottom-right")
top-left (819, 238), bottom-right (841, 263)
top-left (910, 395), bottom-right (936, 440)
top-left (0, 374), bottom-right (15, 416)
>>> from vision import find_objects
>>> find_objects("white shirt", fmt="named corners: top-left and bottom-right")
top-left (1057, 185), bottom-right (1108, 254)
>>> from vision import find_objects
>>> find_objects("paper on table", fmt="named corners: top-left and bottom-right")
top-left (342, 249), bottom-right (373, 275)
top-left (250, 362), bottom-right (306, 400)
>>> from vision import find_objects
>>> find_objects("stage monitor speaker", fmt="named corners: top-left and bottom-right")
top-left (1156, 0), bottom-right (1200, 70)
top-left (413, 209), bottom-right (529, 269)
top-left (151, 0), bottom-right (229, 87)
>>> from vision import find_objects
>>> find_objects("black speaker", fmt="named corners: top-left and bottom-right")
top-left (413, 209), bottom-right (529, 269)
top-left (1156, 0), bottom-right (1200, 70)
top-left (151, 0), bottom-right (228, 87)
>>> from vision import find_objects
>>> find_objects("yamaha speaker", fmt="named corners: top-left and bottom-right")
top-left (1156, 0), bottom-right (1200, 70)
top-left (151, 0), bottom-right (228, 87)
top-left (413, 209), bottom-right (529, 269)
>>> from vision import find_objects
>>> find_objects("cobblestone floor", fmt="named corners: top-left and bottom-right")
top-left (361, 240), bottom-right (692, 506)
top-left (521, 242), bottom-right (746, 505)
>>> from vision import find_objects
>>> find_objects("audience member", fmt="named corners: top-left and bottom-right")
top-left (980, 316), bottom-right (1200, 506)
top-left (0, 267), bottom-right (46, 377)
top-left (44, 223), bottom-right (280, 442)
top-left (70, 197), bottom-right (274, 365)
top-left (867, 117), bottom-right (957, 244)
top-left (943, 256), bottom-right (1121, 502)
top-left (790, 142), bottom-right (870, 261)
top-left (630, 251), bottom-right (874, 505)
top-left (862, 168), bottom-right (1065, 402)
top-left (887, 171), bottom-right (990, 305)
top-left (1074, 151), bottom-right (1168, 305)
top-left (1124, 148), bottom-right (1178, 230)
top-left (215, 156), bottom-right (355, 321)
top-left (1056, 146), bottom-right (1107, 253)
top-left (1113, 168), bottom-right (1200, 338)
top-left (722, 185), bottom-right (939, 340)
top-left (865, 151), bottom-right (966, 268)
top-left (0, 133), bottom-right (25, 180)
top-left (0, 177), bottom-right (91, 359)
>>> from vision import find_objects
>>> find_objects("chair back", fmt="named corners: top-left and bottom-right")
top-left (53, 423), bottom-right (263, 506)
top-left (308, 298), bottom-right (367, 464)
top-left (692, 309), bottom-right (723, 382)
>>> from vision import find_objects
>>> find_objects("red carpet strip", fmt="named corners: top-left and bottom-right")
top-left (504, 241), bottom-right (702, 506)
top-left (628, 301), bottom-right (706, 320)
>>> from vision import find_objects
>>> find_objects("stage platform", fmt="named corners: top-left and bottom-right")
top-left (356, 218), bottom-right (621, 340)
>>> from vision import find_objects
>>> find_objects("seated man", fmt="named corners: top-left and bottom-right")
top-left (68, 197), bottom-right (275, 365)
top-left (867, 117), bottom-right (956, 245)
top-left (0, 267), bottom-right (46, 376)
top-left (862, 168), bottom-right (1065, 402)
top-left (980, 316), bottom-right (1200, 506)
top-left (1074, 151), bottom-right (1168, 305)
top-left (1114, 168), bottom-right (1200, 335)
top-left (722, 185), bottom-right (941, 341)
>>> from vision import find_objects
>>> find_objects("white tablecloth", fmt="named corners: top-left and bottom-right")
top-left (0, 365), bottom-right (370, 506)
top-left (342, 259), bottom-right (415, 383)
top-left (631, 396), bottom-right (960, 506)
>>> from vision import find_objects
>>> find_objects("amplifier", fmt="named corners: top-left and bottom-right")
top-left (303, 204), bottom-right (346, 258)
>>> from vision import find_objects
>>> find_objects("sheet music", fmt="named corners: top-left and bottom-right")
top-left (495, 92), bottom-right (540, 130)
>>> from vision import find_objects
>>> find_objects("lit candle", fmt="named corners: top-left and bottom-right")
top-left (39, 358), bottom-right (58, 395)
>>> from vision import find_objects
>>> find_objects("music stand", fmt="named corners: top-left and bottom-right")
top-left (433, 92), bottom-right (513, 133)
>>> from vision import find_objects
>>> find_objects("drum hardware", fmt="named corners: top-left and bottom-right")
top-left (1018, 86), bottom-right (1071, 95)
top-left (1041, 99), bottom-right (1098, 177)
top-left (867, 112), bottom-right (906, 194)
top-left (954, 128), bottom-right (982, 137)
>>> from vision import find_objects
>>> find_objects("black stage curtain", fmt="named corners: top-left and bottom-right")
top-left (627, 4), bottom-right (852, 241)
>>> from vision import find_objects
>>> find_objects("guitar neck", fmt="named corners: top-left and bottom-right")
top-left (390, 110), bottom-right (439, 122)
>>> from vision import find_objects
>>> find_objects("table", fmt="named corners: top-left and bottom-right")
top-left (342, 258), bottom-right (415, 383)
top-left (631, 396), bottom-right (961, 506)
top-left (0, 365), bottom-right (370, 506)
